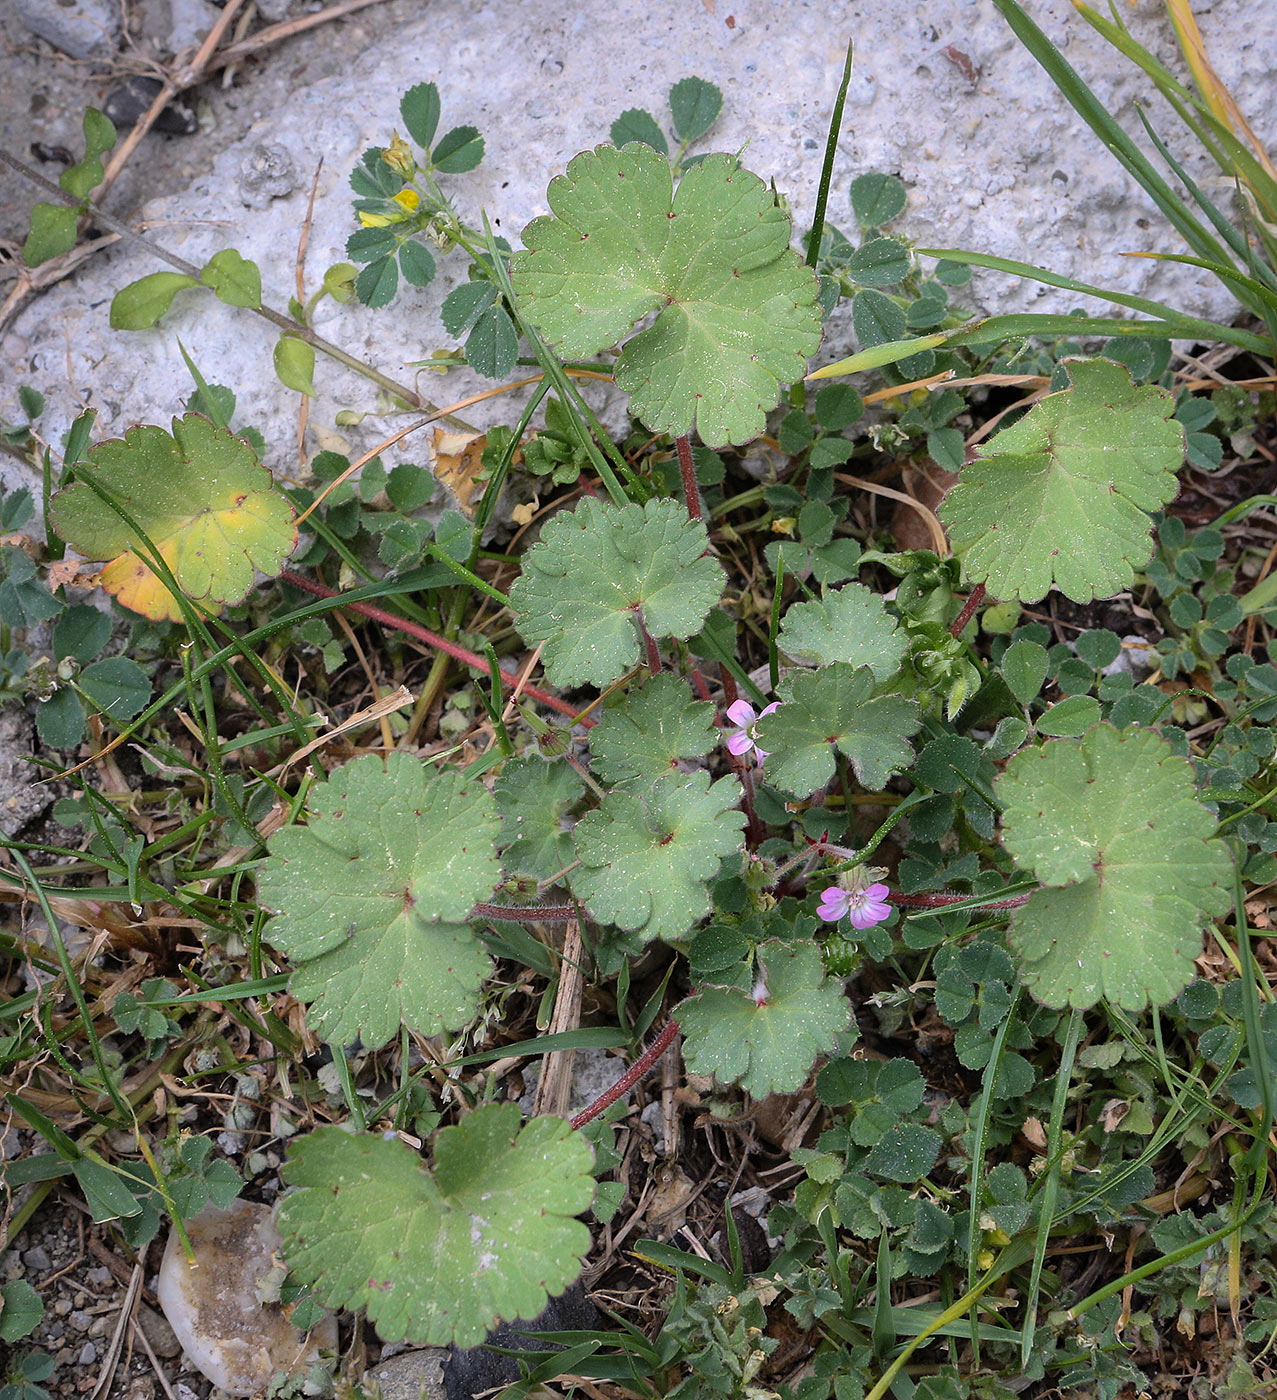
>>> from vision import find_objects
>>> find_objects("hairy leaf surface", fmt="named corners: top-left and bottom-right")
top-left (257, 754), bottom-right (500, 1046)
top-left (494, 757), bottom-right (583, 881)
top-left (940, 357), bottom-right (1183, 603)
top-left (755, 664), bottom-right (921, 798)
top-left (589, 674), bottom-right (716, 786)
top-left (49, 414), bottom-right (296, 622)
top-left (779, 582), bottom-right (905, 678)
top-left (278, 1105), bottom-right (594, 1346)
top-left (509, 497), bottom-right (724, 689)
top-left (571, 772), bottom-right (744, 943)
top-left (998, 724), bottom-right (1230, 1009)
top-left (679, 941), bottom-right (850, 1096)
top-left (513, 143), bottom-right (821, 445)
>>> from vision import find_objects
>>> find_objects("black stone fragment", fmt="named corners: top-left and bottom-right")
top-left (103, 76), bottom-right (198, 136)
top-left (443, 1284), bottom-right (601, 1400)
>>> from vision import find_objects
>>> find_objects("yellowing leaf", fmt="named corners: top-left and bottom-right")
top-left (48, 414), bottom-right (297, 622)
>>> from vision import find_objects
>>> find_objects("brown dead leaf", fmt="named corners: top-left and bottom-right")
top-left (1100, 1098), bottom-right (1130, 1133)
top-left (46, 559), bottom-right (100, 591)
top-left (432, 429), bottom-right (489, 517)
top-left (1021, 1115), bottom-right (1048, 1151)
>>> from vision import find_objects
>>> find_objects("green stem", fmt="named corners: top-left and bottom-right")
top-left (0, 149), bottom-right (456, 417)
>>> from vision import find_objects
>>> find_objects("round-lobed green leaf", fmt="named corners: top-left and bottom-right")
top-left (513, 143), bottom-right (821, 447)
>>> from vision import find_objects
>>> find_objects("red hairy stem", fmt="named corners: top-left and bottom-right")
top-left (636, 610), bottom-right (663, 676)
top-left (718, 662), bottom-right (739, 709)
top-left (570, 1018), bottom-right (680, 1129)
top-left (471, 903), bottom-right (578, 924)
top-left (281, 568), bottom-right (593, 728)
top-left (893, 889), bottom-right (1032, 910)
top-left (675, 434), bottom-right (703, 520)
top-left (949, 581), bottom-right (987, 638)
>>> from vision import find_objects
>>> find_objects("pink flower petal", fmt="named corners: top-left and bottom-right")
top-left (725, 700), bottom-right (757, 727)
top-left (726, 732), bottom-right (755, 757)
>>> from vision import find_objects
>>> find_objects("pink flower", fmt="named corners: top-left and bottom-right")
top-left (725, 699), bottom-right (779, 761)
top-left (816, 882), bottom-right (892, 929)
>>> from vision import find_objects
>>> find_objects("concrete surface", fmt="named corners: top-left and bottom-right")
top-left (1, 0), bottom-right (1274, 477)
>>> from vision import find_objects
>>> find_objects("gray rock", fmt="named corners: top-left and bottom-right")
top-left (78, 1342), bottom-right (97, 1366)
top-left (135, 1303), bottom-right (182, 1359)
top-left (9, 0), bottom-right (121, 59)
top-left (165, 0), bottom-right (218, 53)
top-left (365, 1349), bottom-right (448, 1400)
top-left (0, 709), bottom-right (55, 838)
top-left (21, 1244), bottom-right (51, 1274)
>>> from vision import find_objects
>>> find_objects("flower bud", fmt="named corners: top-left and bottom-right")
top-left (381, 132), bottom-right (416, 179)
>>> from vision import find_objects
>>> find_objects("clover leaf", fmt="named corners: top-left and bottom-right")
top-left (513, 143), bottom-right (822, 447)
top-left (939, 357), bottom-right (1183, 604)
top-left (49, 414), bottom-right (296, 622)
top-left (494, 756), bottom-right (583, 881)
top-left (998, 724), bottom-right (1231, 1010)
top-left (277, 1105), bottom-right (594, 1346)
top-left (778, 582), bottom-right (905, 679)
top-left (509, 497), bottom-right (725, 689)
top-left (571, 771), bottom-right (744, 943)
top-left (754, 664), bottom-right (921, 798)
top-left (589, 674), bottom-right (716, 787)
top-left (816, 1057), bottom-right (925, 1144)
top-left (678, 941), bottom-right (850, 1096)
top-left (256, 753), bottom-right (500, 1047)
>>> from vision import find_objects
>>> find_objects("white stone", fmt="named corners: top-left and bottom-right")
top-left (156, 1199), bottom-right (336, 1397)
top-left (3, 0), bottom-right (1274, 477)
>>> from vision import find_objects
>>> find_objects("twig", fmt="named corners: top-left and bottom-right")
top-left (88, 1259), bottom-right (144, 1400)
top-left (533, 920), bottom-right (586, 1119)
top-left (96, 0), bottom-right (250, 204)
top-left (203, 0), bottom-right (390, 73)
top-left (293, 156), bottom-right (324, 470)
top-left (835, 471), bottom-right (949, 556)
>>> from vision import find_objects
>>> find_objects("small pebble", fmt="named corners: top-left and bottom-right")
top-left (135, 1304), bottom-right (182, 1359)
top-left (87, 1267), bottom-right (112, 1287)
top-left (79, 1342), bottom-right (97, 1366)
top-left (54, 1298), bottom-right (72, 1316)
top-left (23, 1245), bottom-right (51, 1273)
top-left (70, 1309), bottom-right (93, 1331)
